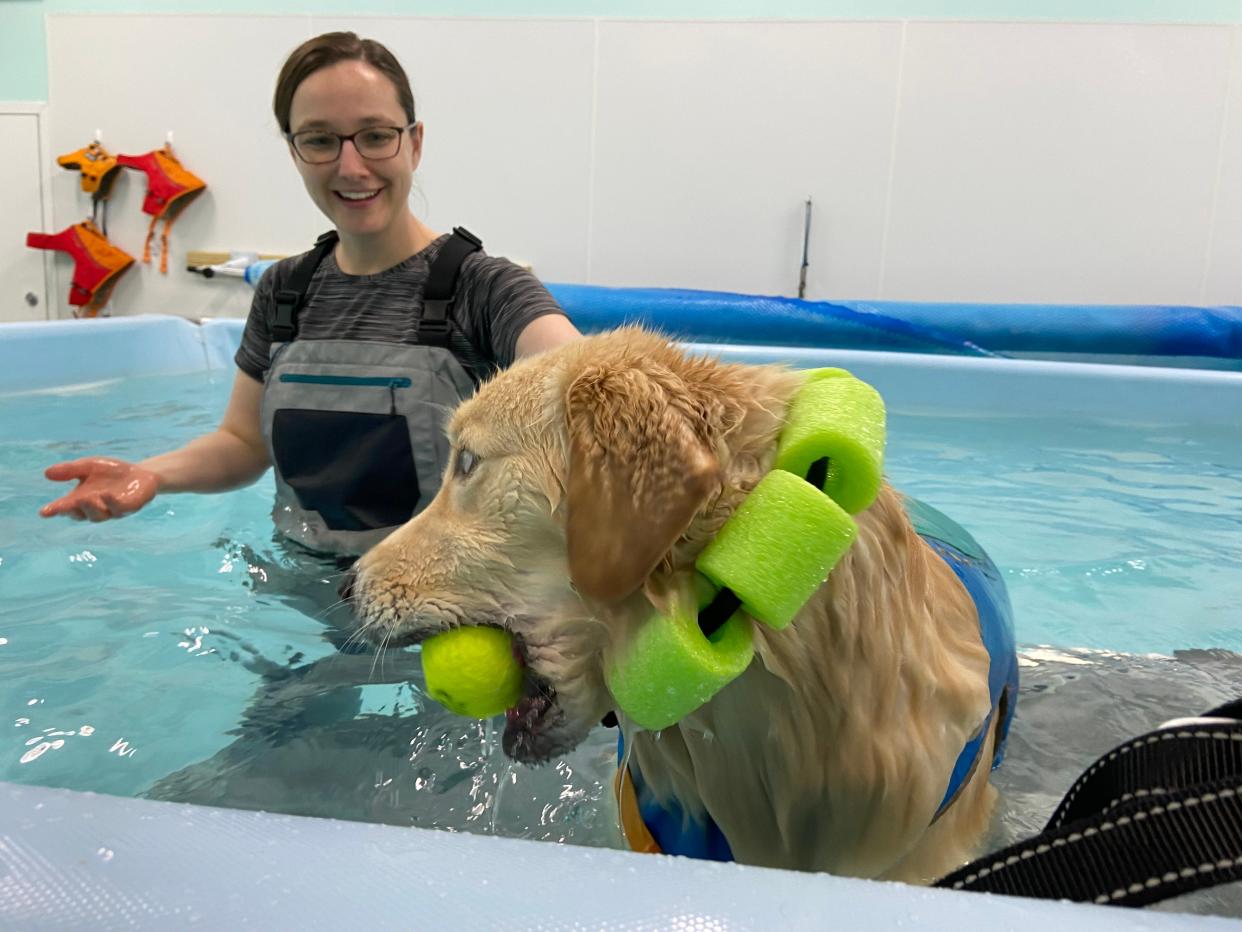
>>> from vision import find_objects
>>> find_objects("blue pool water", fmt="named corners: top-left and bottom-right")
top-left (0, 367), bottom-right (1240, 916)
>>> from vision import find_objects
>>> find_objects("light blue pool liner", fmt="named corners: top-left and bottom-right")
top-left (2, 305), bottom-right (1240, 929)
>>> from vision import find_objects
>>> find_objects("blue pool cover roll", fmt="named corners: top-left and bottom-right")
top-left (546, 284), bottom-right (1242, 361)
top-left (235, 262), bottom-right (1242, 361)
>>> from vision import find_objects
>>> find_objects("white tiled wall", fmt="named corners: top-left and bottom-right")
top-left (1205, 25), bottom-right (1242, 306)
top-left (35, 14), bottom-right (1242, 320)
top-left (311, 16), bottom-right (597, 282)
top-left (590, 20), bottom-right (903, 296)
top-left (883, 22), bottom-right (1232, 305)
top-left (46, 15), bottom-right (319, 320)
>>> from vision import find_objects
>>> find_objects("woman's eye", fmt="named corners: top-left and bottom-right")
top-left (456, 449), bottom-right (480, 478)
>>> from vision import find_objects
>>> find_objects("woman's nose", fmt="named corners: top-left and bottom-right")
top-left (336, 139), bottom-right (369, 175)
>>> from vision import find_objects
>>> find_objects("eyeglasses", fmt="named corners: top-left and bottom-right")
top-left (287, 123), bottom-right (416, 164)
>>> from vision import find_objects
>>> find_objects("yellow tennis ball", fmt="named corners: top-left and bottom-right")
top-left (420, 626), bottom-right (524, 719)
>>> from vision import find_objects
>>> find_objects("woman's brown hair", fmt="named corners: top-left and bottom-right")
top-left (273, 31), bottom-right (416, 134)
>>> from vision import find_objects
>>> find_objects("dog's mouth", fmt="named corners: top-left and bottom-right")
top-left (501, 636), bottom-right (568, 765)
top-left (373, 622), bottom-right (571, 764)
top-left (349, 593), bottom-right (580, 765)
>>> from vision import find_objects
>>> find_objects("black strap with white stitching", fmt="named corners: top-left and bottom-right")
top-left (934, 699), bottom-right (1242, 907)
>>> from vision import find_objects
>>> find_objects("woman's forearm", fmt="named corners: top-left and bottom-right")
top-left (140, 429), bottom-right (271, 494)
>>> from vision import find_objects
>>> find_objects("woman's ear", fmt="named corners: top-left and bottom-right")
top-left (565, 363), bottom-right (720, 604)
top-left (408, 122), bottom-right (424, 172)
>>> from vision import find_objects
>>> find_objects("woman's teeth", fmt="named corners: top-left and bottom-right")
top-left (337, 190), bottom-right (379, 201)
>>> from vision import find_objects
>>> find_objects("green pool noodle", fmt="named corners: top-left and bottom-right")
top-left (421, 626), bottom-right (524, 719)
top-left (696, 469), bottom-right (857, 630)
top-left (774, 370), bottom-right (886, 515)
top-left (606, 574), bottom-right (754, 731)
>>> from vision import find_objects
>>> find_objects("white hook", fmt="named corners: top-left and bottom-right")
top-left (165, 129), bottom-right (174, 147)
top-left (94, 128), bottom-right (103, 143)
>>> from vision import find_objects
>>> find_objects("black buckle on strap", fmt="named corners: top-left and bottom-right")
top-left (272, 289), bottom-right (300, 342)
top-left (418, 312), bottom-right (452, 347)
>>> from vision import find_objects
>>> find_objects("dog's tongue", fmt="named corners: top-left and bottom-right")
top-left (506, 692), bottom-right (551, 724)
top-left (506, 640), bottom-right (530, 719)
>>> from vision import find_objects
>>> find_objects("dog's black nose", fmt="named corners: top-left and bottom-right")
top-left (338, 564), bottom-right (358, 602)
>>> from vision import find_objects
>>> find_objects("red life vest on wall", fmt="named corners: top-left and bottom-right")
top-left (115, 144), bottom-right (207, 273)
top-left (26, 221), bottom-right (135, 317)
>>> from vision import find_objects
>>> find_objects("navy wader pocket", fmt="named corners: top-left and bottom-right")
top-left (262, 341), bottom-right (475, 553)
top-left (272, 380), bottom-right (420, 532)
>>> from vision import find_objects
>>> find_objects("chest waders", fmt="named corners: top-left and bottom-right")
top-left (259, 228), bottom-right (483, 555)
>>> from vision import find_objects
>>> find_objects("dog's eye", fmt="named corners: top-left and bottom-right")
top-left (455, 448), bottom-right (480, 479)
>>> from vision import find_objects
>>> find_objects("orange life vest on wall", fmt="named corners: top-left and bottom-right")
top-left (115, 143), bottom-right (207, 273)
top-left (26, 221), bottom-right (135, 317)
top-left (57, 141), bottom-right (122, 202)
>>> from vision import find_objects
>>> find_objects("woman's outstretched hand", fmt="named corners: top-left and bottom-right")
top-left (40, 458), bottom-right (161, 522)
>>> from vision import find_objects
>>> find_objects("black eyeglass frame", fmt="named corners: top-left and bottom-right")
top-left (286, 122), bottom-right (418, 164)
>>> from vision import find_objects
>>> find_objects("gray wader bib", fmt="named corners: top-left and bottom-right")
top-left (258, 228), bottom-right (483, 555)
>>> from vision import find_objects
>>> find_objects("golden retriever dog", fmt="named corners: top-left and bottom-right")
top-left (345, 327), bottom-right (1010, 883)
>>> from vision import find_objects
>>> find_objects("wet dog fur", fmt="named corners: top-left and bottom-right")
top-left (347, 327), bottom-right (999, 882)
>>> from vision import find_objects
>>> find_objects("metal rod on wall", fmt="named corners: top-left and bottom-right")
top-left (798, 196), bottom-right (812, 299)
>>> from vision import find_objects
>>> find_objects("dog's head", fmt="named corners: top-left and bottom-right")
top-left (346, 327), bottom-right (798, 764)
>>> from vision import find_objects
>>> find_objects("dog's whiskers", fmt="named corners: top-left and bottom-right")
top-left (311, 597), bottom-right (351, 623)
top-left (380, 630), bottom-right (393, 681)
top-left (369, 630), bottom-right (393, 683)
top-left (320, 620), bottom-right (379, 669)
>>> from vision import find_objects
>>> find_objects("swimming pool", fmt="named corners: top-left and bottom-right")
top-left (1, 315), bottom-right (1240, 928)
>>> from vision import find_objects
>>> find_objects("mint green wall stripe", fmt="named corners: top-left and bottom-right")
top-left (35, 0), bottom-right (1242, 17)
top-left (5, 1), bottom-right (1242, 101)
top-left (0, 2), bottom-right (48, 102)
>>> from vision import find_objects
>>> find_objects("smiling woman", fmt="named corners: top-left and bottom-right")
top-left (277, 42), bottom-right (427, 273)
top-left (30, 38), bottom-right (585, 855)
top-left (38, 30), bottom-right (582, 557)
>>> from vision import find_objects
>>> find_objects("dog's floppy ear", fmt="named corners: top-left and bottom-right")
top-left (565, 362), bottom-right (720, 603)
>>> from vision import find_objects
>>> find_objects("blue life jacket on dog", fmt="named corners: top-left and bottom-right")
top-left (618, 496), bottom-right (1019, 862)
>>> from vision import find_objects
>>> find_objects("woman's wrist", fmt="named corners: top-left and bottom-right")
top-left (135, 457), bottom-right (172, 494)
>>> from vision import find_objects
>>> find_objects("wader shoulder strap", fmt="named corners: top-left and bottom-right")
top-left (419, 226), bottom-right (483, 348)
top-left (271, 230), bottom-right (338, 343)
top-left (270, 226), bottom-right (482, 346)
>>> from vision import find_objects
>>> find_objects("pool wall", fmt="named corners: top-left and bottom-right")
top-left (3, 314), bottom-right (1239, 429)
top-left (2, 781), bottom-right (1235, 932)
top-left (2, 314), bottom-right (1240, 929)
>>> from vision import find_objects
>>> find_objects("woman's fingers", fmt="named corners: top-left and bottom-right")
top-left (44, 457), bottom-right (113, 482)
top-left (39, 458), bottom-right (153, 521)
top-left (80, 499), bottom-right (112, 522)
top-left (39, 494), bottom-right (84, 518)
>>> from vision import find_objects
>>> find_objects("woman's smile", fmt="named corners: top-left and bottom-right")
top-left (333, 187), bottom-right (384, 207)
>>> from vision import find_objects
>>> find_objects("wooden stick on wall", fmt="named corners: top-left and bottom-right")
top-left (185, 250), bottom-right (286, 267)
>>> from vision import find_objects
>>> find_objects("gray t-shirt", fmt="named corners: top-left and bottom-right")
top-left (235, 233), bottom-right (566, 384)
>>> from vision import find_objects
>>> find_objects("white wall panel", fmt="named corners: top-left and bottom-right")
top-left (46, 14), bottom-right (319, 320)
top-left (883, 22), bottom-right (1233, 304)
top-left (1203, 25), bottom-right (1242, 305)
top-left (311, 16), bottom-right (596, 282)
top-left (35, 15), bottom-right (1242, 318)
top-left (589, 20), bottom-right (903, 298)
